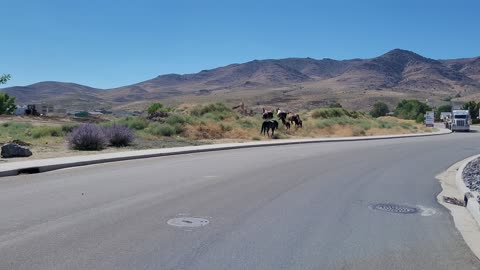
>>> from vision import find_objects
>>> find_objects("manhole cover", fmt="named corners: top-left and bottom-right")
top-left (371, 203), bottom-right (418, 214)
top-left (167, 217), bottom-right (209, 227)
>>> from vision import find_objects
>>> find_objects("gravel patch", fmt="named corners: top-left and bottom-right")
top-left (462, 157), bottom-right (480, 203)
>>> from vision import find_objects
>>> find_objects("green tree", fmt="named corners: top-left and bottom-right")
top-left (461, 101), bottom-right (479, 120)
top-left (394, 99), bottom-right (431, 122)
top-left (0, 74), bottom-right (11, 84)
top-left (370, 102), bottom-right (390, 118)
top-left (0, 74), bottom-right (16, 115)
top-left (0, 93), bottom-right (16, 115)
top-left (435, 104), bottom-right (452, 121)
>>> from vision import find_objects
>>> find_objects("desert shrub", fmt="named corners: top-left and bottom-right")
top-left (252, 136), bottom-right (261, 141)
top-left (311, 108), bottom-right (362, 119)
top-left (400, 122), bottom-right (414, 129)
top-left (357, 120), bottom-right (373, 130)
top-left (0, 122), bottom-right (34, 141)
top-left (68, 124), bottom-right (107, 150)
top-left (352, 128), bottom-right (366, 136)
top-left (1, 122), bottom-right (33, 129)
top-left (312, 108), bottom-right (346, 118)
top-left (187, 122), bottom-right (224, 139)
top-left (220, 123), bottom-right (232, 132)
top-left (336, 117), bottom-right (356, 126)
top-left (202, 112), bottom-right (228, 121)
top-left (104, 125), bottom-right (134, 147)
top-left (442, 96), bottom-right (452, 102)
top-left (146, 123), bottom-right (178, 137)
top-left (31, 126), bottom-right (63, 138)
top-left (415, 114), bottom-right (424, 123)
top-left (329, 102), bottom-right (343, 108)
top-left (316, 119), bottom-right (336, 128)
top-left (61, 123), bottom-right (78, 133)
top-left (147, 102), bottom-right (173, 115)
top-left (190, 103), bottom-right (233, 120)
top-left (239, 119), bottom-right (255, 129)
top-left (165, 114), bottom-right (187, 125)
top-left (377, 120), bottom-right (394, 129)
top-left (117, 116), bottom-right (149, 130)
top-left (370, 102), bottom-right (390, 118)
top-left (172, 123), bottom-right (184, 134)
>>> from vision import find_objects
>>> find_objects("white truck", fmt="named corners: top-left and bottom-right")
top-left (445, 110), bottom-right (470, 131)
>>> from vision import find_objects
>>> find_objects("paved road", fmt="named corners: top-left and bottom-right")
top-left (2, 131), bottom-right (480, 269)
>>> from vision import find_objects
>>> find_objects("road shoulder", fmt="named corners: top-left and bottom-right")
top-left (437, 159), bottom-right (480, 259)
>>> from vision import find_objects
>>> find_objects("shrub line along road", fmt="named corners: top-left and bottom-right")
top-left (0, 128), bottom-right (450, 177)
top-left (1, 127), bottom-right (480, 269)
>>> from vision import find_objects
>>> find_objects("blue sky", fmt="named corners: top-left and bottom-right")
top-left (1, 0), bottom-right (479, 89)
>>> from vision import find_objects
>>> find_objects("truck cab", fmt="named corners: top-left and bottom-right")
top-left (448, 110), bottom-right (470, 131)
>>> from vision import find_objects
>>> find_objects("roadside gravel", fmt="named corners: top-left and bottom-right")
top-left (462, 157), bottom-right (480, 203)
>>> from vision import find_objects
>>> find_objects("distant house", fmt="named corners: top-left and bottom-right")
top-left (88, 111), bottom-right (104, 116)
top-left (32, 104), bottom-right (54, 115)
top-left (14, 106), bottom-right (27, 115)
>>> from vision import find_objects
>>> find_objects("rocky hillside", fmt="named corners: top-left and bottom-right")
top-left (2, 49), bottom-right (480, 110)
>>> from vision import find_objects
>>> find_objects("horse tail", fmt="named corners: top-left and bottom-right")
top-left (260, 122), bottom-right (266, 134)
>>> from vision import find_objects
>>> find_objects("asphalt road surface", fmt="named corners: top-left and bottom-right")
top-left (2, 131), bottom-right (480, 269)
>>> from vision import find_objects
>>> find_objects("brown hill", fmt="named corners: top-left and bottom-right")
top-left (105, 49), bottom-right (479, 103)
top-left (440, 57), bottom-right (480, 82)
top-left (1, 82), bottom-right (103, 110)
top-left (2, 49), bottom-right (480, 111)
top-left (330, 49), bottom-right (475, 90)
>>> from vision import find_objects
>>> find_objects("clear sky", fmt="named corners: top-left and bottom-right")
top-left (1, 0), bottom-right (479, 89)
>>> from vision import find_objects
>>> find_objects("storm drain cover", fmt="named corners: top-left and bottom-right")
top-left (371, 203), bottom-right (418, 214)
top-left (167, 217), bottom-right (209, 227)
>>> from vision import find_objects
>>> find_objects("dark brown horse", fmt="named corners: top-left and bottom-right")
top-left (295, 119), bottom-right (302, 128)
top-left (261, 120), bottom-right (279, 137)
top-left (287, 113), bottom-right (302, 128)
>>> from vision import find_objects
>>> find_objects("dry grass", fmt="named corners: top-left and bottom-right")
top-left (1, 105), bottom-right (433, 162)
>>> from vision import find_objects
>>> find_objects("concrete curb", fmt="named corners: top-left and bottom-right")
top-left (0, 128), bottom-right (451, 177)
top-left (456, 155), bottom-right (480, 227)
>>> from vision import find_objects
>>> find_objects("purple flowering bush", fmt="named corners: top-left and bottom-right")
top-left (105, 125), bottom-right (135, 147)
top-left (68, 123), bottom-right (107, 150)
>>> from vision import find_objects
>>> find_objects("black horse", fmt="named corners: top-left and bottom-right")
top-left (262, 108), bottom-right (274, 119)
top-left (261, 120), bottom-right (279, 137)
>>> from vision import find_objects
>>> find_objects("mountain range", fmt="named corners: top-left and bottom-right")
top-left (2, 49), bottom-right (480, 111)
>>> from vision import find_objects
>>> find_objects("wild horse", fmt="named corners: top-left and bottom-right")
top-left (260, 120), bottom-right (279, 137)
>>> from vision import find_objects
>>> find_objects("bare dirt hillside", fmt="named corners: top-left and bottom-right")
top-left (2, 49), bottom-right (480, 111)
